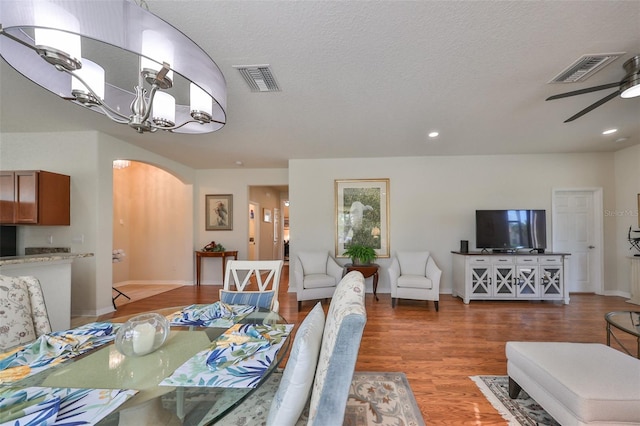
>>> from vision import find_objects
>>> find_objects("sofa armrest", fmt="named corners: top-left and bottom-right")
top-left (327, 255), bottom-right (344, 283)
top-left (293, 255), bottom-right (305, 291)
top-left (426, 256), bottom-right (442, 292)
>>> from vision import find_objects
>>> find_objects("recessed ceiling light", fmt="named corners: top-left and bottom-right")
top-left (602, 128), bottom-right (618, 135)
top-left (235, 160), bottom-right (244, 166)
top-left (428, 131), bottom-right (439, 138)
top-left (615, 137), bottom-right (628, 143)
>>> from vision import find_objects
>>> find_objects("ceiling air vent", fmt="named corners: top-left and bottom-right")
top-left (549, 53), bottom-right (624, 83)
top-left (234, 65), bottom-right (281, 92)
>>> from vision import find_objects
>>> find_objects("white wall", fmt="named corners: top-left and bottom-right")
top-left (1, 131), bottom-right (196, 316)
top-left (289, 153), bottom-right (619, 295)
top-left (3, 130), bottom-right (638, 314)
top-left (1, 132), bottom-right (101, 316)
top-left (194, 168), bottom-right (288, 284)
top-left (614, 144), bottom-right (640, 296)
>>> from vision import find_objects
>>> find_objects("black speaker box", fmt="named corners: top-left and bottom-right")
top-left (460, 240), bottom-right (469, 253)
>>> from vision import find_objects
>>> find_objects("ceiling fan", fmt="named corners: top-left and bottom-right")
top-left (546, 55), bottom-right (640, 123)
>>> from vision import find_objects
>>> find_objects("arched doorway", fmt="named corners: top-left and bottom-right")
top-left (112, 160), bottom-right (192, 306)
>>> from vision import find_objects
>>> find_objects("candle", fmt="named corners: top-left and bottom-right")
top-left (132, 322), bottom-right (156, 355)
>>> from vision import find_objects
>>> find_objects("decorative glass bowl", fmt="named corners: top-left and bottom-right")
top-left (115, 313), bottom-right (170, 357)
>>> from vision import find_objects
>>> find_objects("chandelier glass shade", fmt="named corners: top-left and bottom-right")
top-left (112, 160), bottom-right (131, 169)
top-left (0, 0), bottom-right (227, 134)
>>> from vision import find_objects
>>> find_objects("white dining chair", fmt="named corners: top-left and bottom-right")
top-left (220, 260), bottom-right (284, 312)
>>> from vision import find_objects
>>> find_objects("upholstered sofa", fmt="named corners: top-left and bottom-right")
top-left (208, 270), bottom-right (367, 425)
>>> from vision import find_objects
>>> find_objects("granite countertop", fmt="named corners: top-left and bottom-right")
top-left (0, 252), bottom-right (94, 266)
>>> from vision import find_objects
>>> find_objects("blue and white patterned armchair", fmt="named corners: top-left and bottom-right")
top-left (0, 275), bottom-right (51, 351)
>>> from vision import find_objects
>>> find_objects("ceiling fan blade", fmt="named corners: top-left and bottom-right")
top-left (546, 82), bottom-right (620, 101)
top-left (563, 90), bottom-right (621, 122)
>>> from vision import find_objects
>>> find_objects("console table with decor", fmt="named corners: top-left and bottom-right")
top-left (451, 251), bottom-right (570, 304)
top-left (195, 250), bottom-right (238, 285)
top-left (343, 263), bottom-right (380, 301)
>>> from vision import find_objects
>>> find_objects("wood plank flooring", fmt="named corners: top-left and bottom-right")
top-left (97, 267), bottom-right (638, 425)
top-left (112, 284), bottom-right (184, 306)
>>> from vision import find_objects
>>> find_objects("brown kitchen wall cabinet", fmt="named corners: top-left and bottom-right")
top-left (0, 170), bottom-right (70, 225)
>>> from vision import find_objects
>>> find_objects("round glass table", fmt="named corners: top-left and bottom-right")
top-left (605, 311), bottom-right (640, 358)
top-left (5, 306), bottom-right (291, 425)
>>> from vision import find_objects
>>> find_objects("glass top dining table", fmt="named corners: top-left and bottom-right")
top-left (4, 306), bottom-right (291, 425)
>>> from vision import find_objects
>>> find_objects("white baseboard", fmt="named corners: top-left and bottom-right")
top-left (602, 289), bottom-right (631, 299)
top-left (73, 306), bottom-right (114, 317)
top-left (113, 280), bottom-right (192, 287)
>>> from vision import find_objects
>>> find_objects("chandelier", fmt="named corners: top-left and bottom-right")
top-left (112, 160), bottom-right (131, 169)
top-left (0, 0), bottom-right (226, 134)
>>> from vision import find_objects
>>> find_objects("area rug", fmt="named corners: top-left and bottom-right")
top-left (344, 372), bottom-right (426, 426)
top-left (471, 375), bottom-right (559, 426)
top-left (159, 371), bottom-right (425, 425)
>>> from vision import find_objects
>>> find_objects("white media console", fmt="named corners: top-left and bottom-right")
top-left (452, 251), bottom-right (570, 304)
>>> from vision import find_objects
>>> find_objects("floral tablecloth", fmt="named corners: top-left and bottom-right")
top-left (166, 302), bottom-right (256, 328)
top-left (0, 386), bottom-right (137, 426)
top-left (0, 323), bottom-right (118, 384)
top-left (160, 323), bottom-right (293, 388)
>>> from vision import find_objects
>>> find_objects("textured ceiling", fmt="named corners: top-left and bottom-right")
top-left (1, 0), bottom-right (639, 169)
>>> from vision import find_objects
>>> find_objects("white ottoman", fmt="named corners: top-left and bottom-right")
top-left (506, 342), bottom-right (640, 426)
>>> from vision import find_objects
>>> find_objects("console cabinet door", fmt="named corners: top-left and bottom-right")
top-left (492, 257), bottom-right (516, 298)
top-left (469, 257), bottom-right (491, 297)
top-left (493, 266), bottom-right (516, 297)
top-left (516, 256), bottom-right (540, 298)
top-left (516, 266), bottom-right (539, 297)
top-left (540, 265), bottom-right (563, 298)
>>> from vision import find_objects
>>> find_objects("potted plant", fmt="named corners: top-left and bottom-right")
top-left (343, 244), bottom-right (377, 265)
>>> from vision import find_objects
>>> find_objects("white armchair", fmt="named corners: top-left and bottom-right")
top-left (388, 251), bottom-right (442, 311)
top-left (294, 251), bottom-right (344, 311)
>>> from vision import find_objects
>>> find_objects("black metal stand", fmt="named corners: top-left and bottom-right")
top-left (112, 287), bottom-right (131, 309)
top-left (629, 226), bottom-right (640, 255)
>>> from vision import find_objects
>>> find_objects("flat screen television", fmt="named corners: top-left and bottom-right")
top-left (475, 210), bottom-right (547, 252)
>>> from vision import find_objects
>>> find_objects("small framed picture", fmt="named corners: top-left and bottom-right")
top-left (205, 194), bottom-right (233, 230)
top-left (263, 208), bottom-right (272, 223)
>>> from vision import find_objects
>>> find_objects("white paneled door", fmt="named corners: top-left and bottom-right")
top-left (552, 189), bottom-right (603, 293)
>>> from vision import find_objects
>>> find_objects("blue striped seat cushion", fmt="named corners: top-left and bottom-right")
top-left (219, 290), bottom-right (275, 310)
